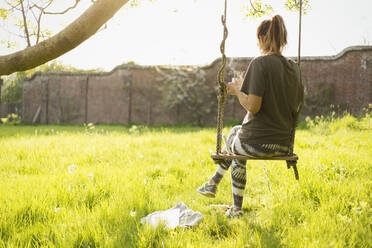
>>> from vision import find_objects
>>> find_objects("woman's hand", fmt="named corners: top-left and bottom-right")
top-left (227, 78), bottom-right (243, 96)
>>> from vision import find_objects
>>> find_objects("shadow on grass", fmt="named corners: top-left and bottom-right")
top-left (251, 224), bottom-right (283, 248)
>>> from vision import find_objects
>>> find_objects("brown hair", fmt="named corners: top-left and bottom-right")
top-left (257, 15), bottom-right (287, 54)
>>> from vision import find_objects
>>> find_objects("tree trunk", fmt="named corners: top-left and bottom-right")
top-left (0, 0), bottom-right (129, 76)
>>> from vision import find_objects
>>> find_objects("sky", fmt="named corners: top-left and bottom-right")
top-left (1, 0), bottom-right (372, 71)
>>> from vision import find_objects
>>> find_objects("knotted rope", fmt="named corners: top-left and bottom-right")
top-left (216, 0), bottom-right (229, 154)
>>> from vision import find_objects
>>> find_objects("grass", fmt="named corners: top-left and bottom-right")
top-left (0, 114), bottom-right (371, 247)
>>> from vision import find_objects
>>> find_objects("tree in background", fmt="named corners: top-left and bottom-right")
top-left (0, 0), bottom-right (309, 76)
top-left (157, 66), bottom-right (216, 126)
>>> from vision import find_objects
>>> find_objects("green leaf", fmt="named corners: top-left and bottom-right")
top-left (242, 0), bottom-right (274, 19)
top-left (285, 0), bottom-right (311, 14)
top-left (0, 9), bottom-right (8, 20)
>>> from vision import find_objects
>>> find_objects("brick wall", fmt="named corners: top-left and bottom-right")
top-left (301, 48), bottom-right (372, 111)
top-left (0, 103), bottom-right (22, 118)
top-left (22, 46), bottom-right (372, 125)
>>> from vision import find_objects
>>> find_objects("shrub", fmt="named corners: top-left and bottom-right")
top-left (1, 113), bottom-right (21, 125)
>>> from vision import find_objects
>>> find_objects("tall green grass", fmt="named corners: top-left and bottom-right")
top-left (0, 114), bottom-right (371, 247)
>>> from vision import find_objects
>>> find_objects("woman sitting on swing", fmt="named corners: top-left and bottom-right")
top-left (197, 15), bottom-right (304, 218)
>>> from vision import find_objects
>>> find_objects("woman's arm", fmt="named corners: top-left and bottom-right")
top-left (236, 91), bottom-right (262, 114)
top-left (227, 78), bottom-right (262, 114)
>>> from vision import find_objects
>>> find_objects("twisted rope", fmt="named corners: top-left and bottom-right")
top-left (298, 0), bottom-right (302, 66)
top-left (289, 0), bottom-right (303, 156)
top-left (216, 0), bottom-right (229, 154)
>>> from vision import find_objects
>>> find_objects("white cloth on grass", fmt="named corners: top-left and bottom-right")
top-left (140, 202), bottom-right (203, 229)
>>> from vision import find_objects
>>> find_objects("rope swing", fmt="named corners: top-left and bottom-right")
top-left (215, 0), bottom-right (229, 154)
top-left (213, 0), bottom-right (303, 180)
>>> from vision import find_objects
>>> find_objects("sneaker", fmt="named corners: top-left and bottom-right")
top-left (225, 207), bottom-right (243, 219)
top-left (197, 182), bottom-right (217, 198)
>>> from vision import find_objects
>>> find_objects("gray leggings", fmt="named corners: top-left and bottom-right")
top-left (211, 125), bottom-right (289, 209)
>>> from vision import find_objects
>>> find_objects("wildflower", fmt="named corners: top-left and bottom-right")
top-left (67, 164), bottom-right (77, 173)
top-left (130, 211), bottom-right (136, 217)
top-left (139, 154), bottom-right (144, 158)
top-left (87, 173), bottom-right (94, 180)
top-left (54, 207), bottom-right (63, 213)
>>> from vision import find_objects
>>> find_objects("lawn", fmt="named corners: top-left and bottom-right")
top-left (0, 114), bottom-right (371, 247)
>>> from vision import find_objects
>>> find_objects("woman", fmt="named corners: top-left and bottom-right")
top-left (197, 15), bottom-right (304, 218)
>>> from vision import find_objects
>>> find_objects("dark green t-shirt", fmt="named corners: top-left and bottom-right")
top-left (239, 54), bottom-right (304, 145)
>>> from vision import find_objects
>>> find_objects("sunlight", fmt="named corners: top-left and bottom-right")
top-left (1, 0), bottom-right (371, 70)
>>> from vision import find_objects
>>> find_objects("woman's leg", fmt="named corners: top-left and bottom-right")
top-left (228, 139), bottom-right (290, 210)
top-left (197, 126), bottom-right (242, 197)
top-left (230, 159), bottom-right (247, 210)
top-left (230, 136), bottom-right (247, 210)
top-left (209, 125), bottom-right (241, 185)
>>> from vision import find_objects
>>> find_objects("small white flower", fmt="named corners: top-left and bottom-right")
top-left (54, 207), bottom-right (63, 213)
top-left (87, 173), bottom-right (94, 179)
top-left (68, 185), bottom-right (72, 191)
top-left (67, 164), bottom-right (77, 173)
top-left (139, 154), bottom-right (144, 158)
top-left (143, 179), bottom-right (147, 184)
top-left (209, 149), bottom-right (213, 154)
top-left (130, 211), bottom-right (136, 217)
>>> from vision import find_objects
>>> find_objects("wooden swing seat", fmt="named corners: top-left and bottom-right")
top-left (211, 152), bottom-right (300, 180)
top-left (211, 153), bottom-right (298, 161)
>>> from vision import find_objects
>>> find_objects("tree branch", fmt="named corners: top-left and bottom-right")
top-left (0, 0), bottom-right (130, 76)
top-left (0, 25), bottom-right (28, 39)
top-left (20, 0), bottom-right (31, 47)
top-left (4, 0), bottom-right (22, 11)
top-left (30, 0), bottom-right (58, 12)
top-left (36, 11), bottom-right (42, 44)
top-left (33, 0), bottom-right (81, 15)
top-left (249, 0), bottom-right (264, 14)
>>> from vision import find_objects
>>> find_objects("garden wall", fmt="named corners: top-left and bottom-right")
top-left (22, 46), bottom-right (372, 125)
top-left (0, 103), bottom-right (22, 118)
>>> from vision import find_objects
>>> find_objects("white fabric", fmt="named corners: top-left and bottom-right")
top-left (140, 202), bottom-right (203, 229)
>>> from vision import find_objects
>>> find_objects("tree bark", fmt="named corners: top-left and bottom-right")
top-left (0, 0), bottom-right (129, 76)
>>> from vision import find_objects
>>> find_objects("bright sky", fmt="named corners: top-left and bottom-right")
top-left (1, 0), bottom-right (372, 71)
